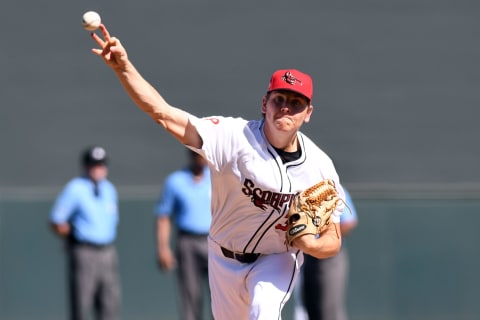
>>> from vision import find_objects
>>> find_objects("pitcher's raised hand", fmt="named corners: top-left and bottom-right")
top-left (91, 24), bottom-right (129, 71)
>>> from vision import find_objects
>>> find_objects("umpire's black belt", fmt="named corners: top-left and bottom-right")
top-left (221, 247), bottom-right (260, 263)
top-left (71, 239), bottom-right (113, 249)
top-left (178, 230), bottom-right (209, 238)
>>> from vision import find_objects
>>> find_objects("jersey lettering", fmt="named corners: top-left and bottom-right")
top-left (204, 117), bottom-right (220, 124)
top-left (242, 178), bottom-right (294, 213)
top-left (275, 221), bottom-right (288, 231)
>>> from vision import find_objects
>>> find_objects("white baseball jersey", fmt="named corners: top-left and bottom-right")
top-left (188, 115), bottom-right (344, 255)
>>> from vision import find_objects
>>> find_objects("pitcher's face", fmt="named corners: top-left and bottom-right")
top-left (262, 90), bottom-right (313, 132)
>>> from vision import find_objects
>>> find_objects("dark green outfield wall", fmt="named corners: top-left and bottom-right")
top-left (1, 197), bottom-right (479, 320)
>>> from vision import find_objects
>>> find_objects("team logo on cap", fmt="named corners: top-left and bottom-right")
top-left (91, 147), bottom-right (106, 160)
top-left (281, 71), bottom-right (303, 86)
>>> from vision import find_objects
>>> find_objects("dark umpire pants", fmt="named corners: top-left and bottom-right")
top-left (303, 248), bottom-right (349, 320)
top-left (68, 242), bottom-right (121, 320)
top-left (176, 231), bottom-right (211, 320)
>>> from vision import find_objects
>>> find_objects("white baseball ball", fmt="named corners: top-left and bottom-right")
top-left (82, 11), bottom-right (101, 31)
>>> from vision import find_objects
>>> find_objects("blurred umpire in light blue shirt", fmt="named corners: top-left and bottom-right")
top-left (155, 148), bottom-right (212, 320)
top-left (50, 146), bottom-right (121, 320)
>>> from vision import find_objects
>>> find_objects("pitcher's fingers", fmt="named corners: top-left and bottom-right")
top-left (91, 32), bottom-right (105, 48)
top-left (99, 24), bottom-right (111, 41)
top-left (91, 48), bottom-right (103, 56)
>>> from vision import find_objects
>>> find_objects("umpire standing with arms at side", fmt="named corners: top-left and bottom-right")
top-left (49, 146), bottom-right (121, 320)
top-left (155, 149), bottom-right (212, 320)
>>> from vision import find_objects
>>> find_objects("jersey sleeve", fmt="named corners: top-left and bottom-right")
top-left (188, 115), bottom-right (246, 172)
top-left (313, 146), bottom-right (345, 224)
top-left (154, 175), bottom-right (176, 217)
top-left (49, 181), bottom-right (78, 224)
top-left (330, 179), bottom-right (344, 224)
top-left (310, 142), bottom-right (345, 224)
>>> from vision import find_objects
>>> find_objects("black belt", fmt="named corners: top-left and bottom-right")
top-left (178, 230), bottom-right (209, 238)
top-left (70, 239), bottom-right (113, 249)
top-left (221, 247), bottom-right (260, 263)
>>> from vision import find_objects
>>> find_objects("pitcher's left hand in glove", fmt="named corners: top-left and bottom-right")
top-left (286, 179), bottom-right (344, 246)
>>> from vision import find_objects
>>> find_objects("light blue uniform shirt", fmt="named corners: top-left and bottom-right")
top-left (155, 167), bottom-right (212, 234)
top-left (341, 188), bottom-right (358, 224)
top-left (50, 176), bottom-right (119, 244)
top-left (339, 188), bottom-right (358, 249)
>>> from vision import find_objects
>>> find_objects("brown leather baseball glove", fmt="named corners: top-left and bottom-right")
top-left (286, 179), bottom-right (344, 246)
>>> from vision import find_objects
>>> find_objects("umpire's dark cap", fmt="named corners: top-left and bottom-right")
top-left (82, 146), bottom-right (108, 167)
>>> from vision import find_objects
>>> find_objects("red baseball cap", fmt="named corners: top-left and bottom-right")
top-left (267, 69), bottom-right (313, 102)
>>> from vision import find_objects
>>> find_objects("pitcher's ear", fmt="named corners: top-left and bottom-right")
top-left (261, 96), bottom-right (267, 113)
top-left (304, 105), bottom-right (314, 123)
